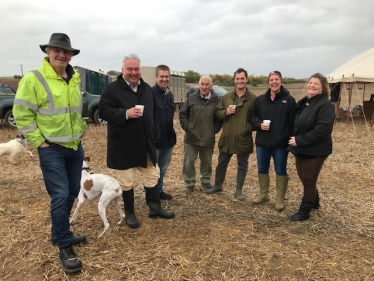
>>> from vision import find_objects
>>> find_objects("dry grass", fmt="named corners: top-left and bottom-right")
top-left (1, 83), bottom-right (374, 280)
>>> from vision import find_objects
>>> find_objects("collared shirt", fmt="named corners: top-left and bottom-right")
top-left (200, 91), bottom-right (211, 100)
top-left (233, 88), bottom-right (249, 104)
top-left (123, 75), bottom-right (140, 92)
top-left (123, 76), bottom-right (141, 120)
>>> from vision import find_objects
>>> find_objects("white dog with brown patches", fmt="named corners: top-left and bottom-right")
top-left (70, 157), bottom-right (126, 238)
top-left (0, 135), bottom-right (33, 164)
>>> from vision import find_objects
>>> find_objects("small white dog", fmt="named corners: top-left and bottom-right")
top-left (0, 135), bottom-right (33, 164)
top-left (70, 157), bottom-right (126, 238)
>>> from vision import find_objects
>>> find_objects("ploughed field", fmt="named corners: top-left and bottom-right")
top-left (1, 83), bottom-right (374, 280)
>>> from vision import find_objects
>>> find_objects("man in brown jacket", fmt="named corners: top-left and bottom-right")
top-left (206, 68), bottom-right (257, 200)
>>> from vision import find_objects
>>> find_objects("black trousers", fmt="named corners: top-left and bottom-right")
top-left (216, 151), bottom-right (250, 172)
top-left (295, 156), bottom-right (328, 202)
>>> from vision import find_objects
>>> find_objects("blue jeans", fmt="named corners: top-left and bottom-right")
top-left (156, 147), bottom-right (173, 192)
top-left (256, 146), bottom-right (288, 175)
top-left (38, 144), bottom-right (84, 248)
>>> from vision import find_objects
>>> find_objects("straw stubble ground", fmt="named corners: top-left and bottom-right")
top-left (1, 84), bottom-right (374, 280)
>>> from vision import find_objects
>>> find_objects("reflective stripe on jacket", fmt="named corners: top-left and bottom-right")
top-left (13, 58), bottom-right (86, 149)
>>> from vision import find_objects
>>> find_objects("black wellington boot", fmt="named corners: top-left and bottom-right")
top-left (122, 189), bottom-right (139, 228)
top-left (289, 199), bottom-right (313, 221)
top-left (145, 185), bottom-right (175, 219)
top-left (313, 190), bottom-right (320, 209)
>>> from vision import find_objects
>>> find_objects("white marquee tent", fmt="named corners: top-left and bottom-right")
top-left (327, 47), bottom-right (374, 83)
top-left (326, 47), bottom-right (374, 126)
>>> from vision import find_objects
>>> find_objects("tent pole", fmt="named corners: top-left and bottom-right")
top-left (346, 82), bottom-right (353, 125)
top-left (363, 84), bottom-right (365, 101)
top-left (336, 83), bottom-right (342, 123)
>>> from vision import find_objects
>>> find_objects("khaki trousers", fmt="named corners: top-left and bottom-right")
top-left (115, 154), bottom-right (160, 191)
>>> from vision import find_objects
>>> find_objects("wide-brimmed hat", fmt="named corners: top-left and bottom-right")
top-left (39, 33), bottom-right (80, 56)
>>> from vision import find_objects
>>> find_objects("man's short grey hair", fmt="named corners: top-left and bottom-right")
top-left (123, 53), bottom-right (141, 64)
top-left (199, 75), bottom-right (212, 84)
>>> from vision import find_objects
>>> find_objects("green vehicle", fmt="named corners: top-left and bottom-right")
top-left (74, 66), bottom-right (112, 125)
top-left (0, 83), bottom-right (17, 128)
top-left (0, 67), bottom-right (111, 129)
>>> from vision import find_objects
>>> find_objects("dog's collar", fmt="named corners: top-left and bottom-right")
top-left (17, 139), bottom-right (26, 148)
top-left (82, 167), bottom-right (91, 173)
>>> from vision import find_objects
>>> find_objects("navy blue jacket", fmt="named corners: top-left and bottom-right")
top-left (249, 86), bottom-right (296, 149)
top-left (152, 83), bottom-right (176, 149)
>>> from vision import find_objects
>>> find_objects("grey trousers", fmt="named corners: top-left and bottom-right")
top-left (182, 143), bottom-right (214, 187)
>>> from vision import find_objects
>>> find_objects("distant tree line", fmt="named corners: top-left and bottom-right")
top-left (104, 69), bottom-right (305, 87)
top-left (183, 70), bottom-right (305, 86)
top-left (107, 70), bottom-right (121, 76)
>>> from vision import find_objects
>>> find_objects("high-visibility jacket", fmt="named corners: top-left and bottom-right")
top-left (13, 58), bottom-right (86, 150)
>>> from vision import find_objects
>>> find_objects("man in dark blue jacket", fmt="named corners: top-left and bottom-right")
top-left (152, 65), bottom-right (177, 200)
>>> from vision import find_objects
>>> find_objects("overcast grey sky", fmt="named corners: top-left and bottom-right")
top-left (1, 0), bottom-right (373, 79)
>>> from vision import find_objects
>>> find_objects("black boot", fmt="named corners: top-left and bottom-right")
top-left (206, 168), bottom-right (226, 194)
top-left (313, 190), bottom-right (320, 209)
top-left (122, 189), bottom-right (139, 228)
top-left (145, 185), bottom-right (175, 219)
top-left (52, 235), bottom-right (87, 247)
top-left (235, 170), bottom-right (247, 201)
top-left (59, 244), bottom-right (82, 273)
top-left (159, 191), bottom-right (173, 200)
top-left (289, 199), bottom-right (313, 221)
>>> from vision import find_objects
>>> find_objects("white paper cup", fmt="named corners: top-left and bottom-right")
top-left (229, 105), bottom-right (236, 109)
top-left (135, 105), bottom-right (144, 113)
top-left (263, 120), bottom-right (271, 127)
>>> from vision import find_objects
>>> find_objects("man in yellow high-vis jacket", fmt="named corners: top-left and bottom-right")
top-left (13, 33), bottom-right (86, 274)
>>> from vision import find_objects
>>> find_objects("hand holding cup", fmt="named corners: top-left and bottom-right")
top-left (227, 104), bottom-right (236, 115)
top-left (128, 105), bottom-right (144, 118)
top-left (135, 105), bottom-right (144, 116)
top-left (262, 120), bottom-right (271, 130)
